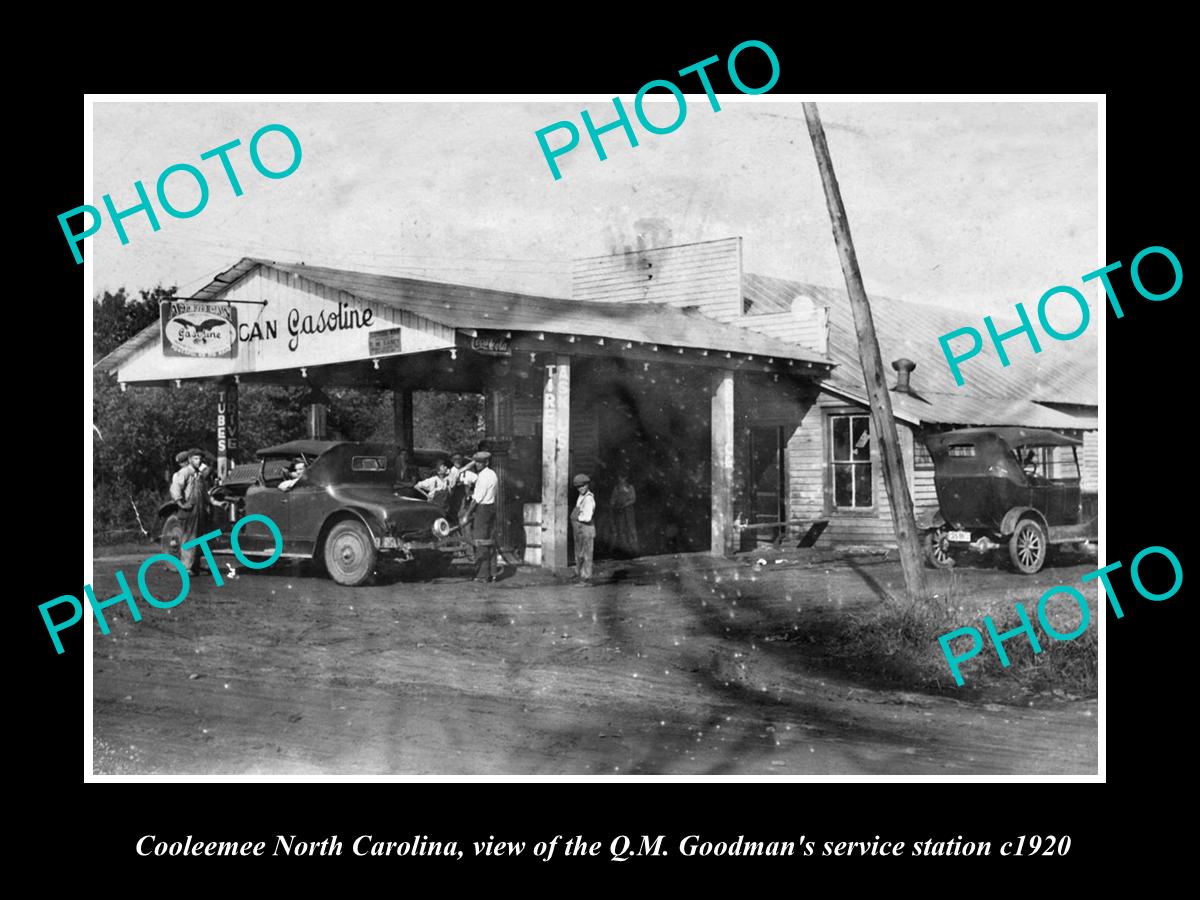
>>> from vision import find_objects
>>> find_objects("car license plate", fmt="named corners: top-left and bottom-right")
top-left (948, 530), bottom-right (972, 543)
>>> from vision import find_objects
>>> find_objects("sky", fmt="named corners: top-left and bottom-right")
top-left (91, 99), bottom-right (1099, 315)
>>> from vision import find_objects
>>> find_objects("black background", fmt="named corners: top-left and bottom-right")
top-left (22, 23), bottom-right (1188, 883)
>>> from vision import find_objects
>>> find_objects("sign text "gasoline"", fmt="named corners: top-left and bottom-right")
top-left (535, 40), bottom-right (780, 181)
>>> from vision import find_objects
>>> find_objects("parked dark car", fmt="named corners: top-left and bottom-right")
top-left (919, 427), bottom-right (1097, 574)
top-left (157, 440), bottom-right (463, 586)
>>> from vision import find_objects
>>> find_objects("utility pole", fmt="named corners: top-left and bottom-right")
top-left (803, 102), bottom-right (926, 601)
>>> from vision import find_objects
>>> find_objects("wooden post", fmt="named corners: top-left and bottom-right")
top-left (485, 389), bottom-right (514, 555)
top-left (307, 402), bottom-right (327, 440)
top-left (711, 369), bottom-right (736, 557)
top-left (540, 356), bottom-right (571, 569)
top-left (803, 102), bottom-right (926, 600)
top-left (393, 387), bottom-right (414, 450)
top-left (216, 380), bottom-right (238, 478)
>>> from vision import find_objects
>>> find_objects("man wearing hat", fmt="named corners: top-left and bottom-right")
top-left (569, 473), bottom-right (596, 586)
top-left (169, 447), bottom-right (212, 573)
top-left (446, 452), bottom-right (471, 519)
top-left (462, 450), bottom-right (500, 583)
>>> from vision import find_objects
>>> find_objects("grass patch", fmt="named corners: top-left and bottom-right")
top-left (824, 590), bottom-right (1097, 703)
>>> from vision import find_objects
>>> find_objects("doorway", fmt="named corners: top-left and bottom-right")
top-left (742, 425), bottom-right (786, 550)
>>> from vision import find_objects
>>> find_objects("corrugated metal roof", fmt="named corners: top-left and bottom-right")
top-left (741, 271), bottom-right (1097, 427)
top-left (930, 426), bottom-right (1082, 448)
top-left (264, 261), bottom-right (831, 364)
top-left (888, 389), bottom-right (1090, 429)
top-left (95, 259), bottom-right (833, 377)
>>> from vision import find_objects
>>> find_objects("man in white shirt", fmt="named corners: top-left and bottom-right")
top-left (444, 453), bottom-right (472, 521)
top-left (462, 451), bottom-right (500, 583)
top-left (415, 460), bottom-right (452, 509)
top-left (569, 473), bottom-right (596, 586)
top-left (447, 453), bottom-right (470, 489)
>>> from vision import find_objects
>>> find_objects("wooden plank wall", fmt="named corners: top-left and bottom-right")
top-left (512, 391), bottom-right (542, 438)
top-left (568, 397), bottom-right (600, 482)
top-left (785, 390), bottom-right (919, 548)
top-left (1082, 430), bottom-right (1098, 493)
top-left (911, 436), bottom-right (940, 519)
top-left (738, 298), bottom-right (829, 354)
top-left (572, 237), bottom-right (743, 322)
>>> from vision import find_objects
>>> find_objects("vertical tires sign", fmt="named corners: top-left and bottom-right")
top-left (161, 301), bottom-right (238, 358)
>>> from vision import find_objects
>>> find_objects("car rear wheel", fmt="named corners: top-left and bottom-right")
top-left (323, 519), bottom-right (377, 586)
top-left (160, 514), bottom-right (184, 559)
top-left (923, 528), bottom-right (956, 569)
top-left (1008, 518), bottom-right (1047, 574)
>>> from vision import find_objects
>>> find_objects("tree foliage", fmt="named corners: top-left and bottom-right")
top-left (93, 285), bottom-right (176, 361)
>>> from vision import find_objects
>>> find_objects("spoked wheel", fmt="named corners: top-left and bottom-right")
top-left (1008, 518), bottom-right (1048, 574)
top-left (160, 513), bottom-right (185, 559)
top-left (923, 528), bottom-right (956, 569)
top-left (323, 519), bottom-right (377, 586)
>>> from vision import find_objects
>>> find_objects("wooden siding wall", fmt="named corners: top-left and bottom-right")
top-left (739, 297), bottom-right (830, 354)
top-left (568, 398), bottom-right (600, 482)
top-left (121, 264), bottom-right (457, 383)
top-left (785, 390), bottom-right (919, 548)
top-left (571, 238), bottom-right (743, 322)
top-left (512, 391), bottom-right (542, 439)
top-left (911, 469), bottom-right (940, 520)
top-left (1082, 429), bottom-right (1098, 493)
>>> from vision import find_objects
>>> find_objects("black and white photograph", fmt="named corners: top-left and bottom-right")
top-left (85, 96), bottom-right (1101, 777)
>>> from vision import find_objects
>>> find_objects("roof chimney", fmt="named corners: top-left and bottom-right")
top-left (891, 358), bottom-right (917, 394)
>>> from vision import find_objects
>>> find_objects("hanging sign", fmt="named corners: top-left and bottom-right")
top-left (471, 334), bottom-right (511, 356)
top-left (161, 301), bottom-right (238, 358)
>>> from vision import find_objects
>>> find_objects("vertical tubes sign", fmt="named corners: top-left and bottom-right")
top-left (217, 382), bottom-right (238, 478)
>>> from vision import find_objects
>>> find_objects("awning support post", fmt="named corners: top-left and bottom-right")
top-left (540, 355), bottom-right (571, 569)
top-left (711, 369), bottom-right (736, 556)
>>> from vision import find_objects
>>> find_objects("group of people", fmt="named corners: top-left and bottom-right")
top-left (412, 454), bottom-right (641, 588)
top-left (412, 449), bottom-right (501, 584)
top-left (167, 440), bottom-right (642, 588)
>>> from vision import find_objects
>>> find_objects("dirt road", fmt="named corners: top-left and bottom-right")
top-left (91, 549), bottom-right (1097, 775)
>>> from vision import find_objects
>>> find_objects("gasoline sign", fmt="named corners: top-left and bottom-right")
top-left (162, 302), bottom-right (238, 358)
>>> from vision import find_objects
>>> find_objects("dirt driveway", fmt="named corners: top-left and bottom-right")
top-left (91, 548), bottom-right (1097, 775)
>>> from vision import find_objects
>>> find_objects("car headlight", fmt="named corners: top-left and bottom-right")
top-left (432, 517), bottom-right (451, 538)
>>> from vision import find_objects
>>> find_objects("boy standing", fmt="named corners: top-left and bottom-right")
top-left (570, 474), bottom-right (596, 586)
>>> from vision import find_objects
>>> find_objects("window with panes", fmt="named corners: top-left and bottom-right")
top-left (829, 413), bottom-right (873, 509)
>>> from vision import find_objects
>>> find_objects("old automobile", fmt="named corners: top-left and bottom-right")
top-left (157, 440), bottom-right (462, 586)
top-left (919, 427), bottom-right (1096, 575)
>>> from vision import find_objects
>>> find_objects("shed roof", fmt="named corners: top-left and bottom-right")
top-left (741, 272), bottom-right (1097, 428)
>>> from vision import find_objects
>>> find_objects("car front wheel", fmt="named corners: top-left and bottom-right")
top-left (1008, 519), bottom-right (1047, 574)
top-left (323, 519), bottom-right (377, 586)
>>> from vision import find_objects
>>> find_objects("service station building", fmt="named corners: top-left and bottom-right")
top-left (98, 240), bottom-right (835, 569)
